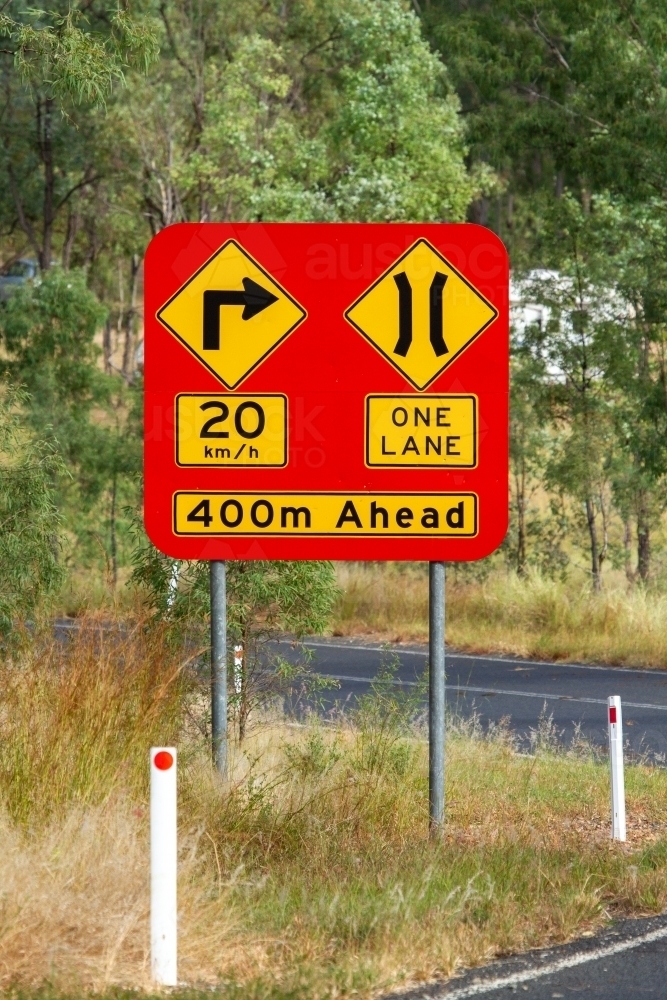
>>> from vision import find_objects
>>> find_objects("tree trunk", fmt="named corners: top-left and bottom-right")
top-left (38, 97), bottom-right (55, 271)
top-left (515, 461), bottom-right (526, 576)
top-left (585, 497), bottom-right (601, 591)
top-left (637, 494), bottom-right (650, 584)
top-left (623, 519), bottom-right (634, 583)
top-left (103, 318), bottom-right (113, 374)
top-left (61, 202), bottom-right (80, 269)
top-left (469, 197), bottom-right (489, 226)
top-left (109, 471), bottom-right (118, 590)
top-left (122, 254), bottom-right (140, 381)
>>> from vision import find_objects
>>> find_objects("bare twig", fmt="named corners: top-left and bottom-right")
top-left (517, 85), bottom-right (608, 131)
top-left (519, 12), bottom-right (570, 71)
top-left (158, 2), bottom-right (195, 81)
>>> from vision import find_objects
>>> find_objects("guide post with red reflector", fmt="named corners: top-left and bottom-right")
top-left (151, 747), bottom-right (177, 985)
top-left (233, 645), bottom-right (243, 695)
top-left (608, 697), bottom-right (626, 842)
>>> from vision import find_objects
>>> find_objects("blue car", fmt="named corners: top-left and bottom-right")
top-left (0, 259), bottom-right (38, 301)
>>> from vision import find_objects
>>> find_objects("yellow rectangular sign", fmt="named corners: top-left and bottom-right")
top-left (174, 492), bottom-right (477, 537)
top-left (175, 393), bottom-right (287, 467)
top-left (366, 394), bottom-right (477, 468)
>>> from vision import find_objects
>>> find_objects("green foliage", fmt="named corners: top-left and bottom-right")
top-left (508, 336), bottom-right (556, 576)
top-left (317, 0), bottom-right (483, 222)
top-left (350, 648), bottom-right (426, 778)
top-left (130, 540), bottom-right (338, 641)
top-left (0, 267), bottom-right (108, 457)
top-left (0, 380), bottom-right (64, 638)
top-left (130, 539), bottom-right (340, 738)
top-left (426, 1), bottom-right (667, 208)
top-left (125, 0), bottom-right (484, 227)
top-left (0, 269), bottom-right (141, 579)
top-left (512, 197), bottom-right (620, 587)
top-left (283, 727), bottom-right (342, 779)
top-left (9, 0), bottom-right (667, 601)
top-left (0, 4), bottom-right (159, 106)
top-left (507, 191), bottom-right (667, 585)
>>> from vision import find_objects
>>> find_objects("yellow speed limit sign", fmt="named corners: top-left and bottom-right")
top-left (175, 394), bottom-right (287, 467)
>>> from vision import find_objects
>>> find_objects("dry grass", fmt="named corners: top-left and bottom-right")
top-left (334, 563), bottom-right (430, 642)
top-left (333, 563), bottom-right (667, 667)
top-left (0, 618), bottom-right (188, 824)
top-left (1, 618), bottom-right (667, 998)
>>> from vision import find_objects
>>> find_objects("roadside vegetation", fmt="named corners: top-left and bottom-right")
top-left (0, 620), bottom-right (665, 997)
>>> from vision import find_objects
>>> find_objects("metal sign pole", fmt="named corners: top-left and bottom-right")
top-left (210, 560), bottom-right (227, 776)
top-left (429, 560), bottom-right (445, 833)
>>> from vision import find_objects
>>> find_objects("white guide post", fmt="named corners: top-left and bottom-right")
top-left (151, 747), bottom-right (177, 985)
top-left (608, 697), bottom-right (626, 842)
top-left (233, 645), bottom-right (243, 695)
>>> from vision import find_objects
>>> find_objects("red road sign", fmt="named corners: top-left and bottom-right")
top-left (144, 223), bottom-right (509, 561)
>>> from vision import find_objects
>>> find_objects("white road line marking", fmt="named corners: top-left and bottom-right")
top-left (431, 922), bottom-right (667, 998)
top-left (325, 675), bottom-right (667, 712)
top-left (300, 640), bottom-right (667, 678)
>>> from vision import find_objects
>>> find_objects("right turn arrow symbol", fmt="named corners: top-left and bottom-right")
top-left (203, 278), bottom-right (279, 351)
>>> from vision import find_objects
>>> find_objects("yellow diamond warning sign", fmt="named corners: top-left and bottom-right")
top-left (156, 239), bottom-right (306, 390)
top-left (344, 239), bottom-right (498, 391)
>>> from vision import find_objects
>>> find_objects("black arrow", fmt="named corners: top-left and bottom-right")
top-left (203, 278), bottom-right (279, 351)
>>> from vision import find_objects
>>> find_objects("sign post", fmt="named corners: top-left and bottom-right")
top-left (210, 560), bottom-right (227, 775)
top-left (144, 223), bottom-right (509, 820)
top-left (429, 561), bottom-right (446, 832)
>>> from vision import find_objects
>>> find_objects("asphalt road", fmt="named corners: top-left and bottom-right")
top-left (54, 619), bottom-right (667, 759)
top-left (396, 912), bottom-right (667, 999)
top-left (281, 637), bottom-right (667, 760)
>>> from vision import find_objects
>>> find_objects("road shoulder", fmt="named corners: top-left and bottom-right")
top-left (391, 912), bottom-right (667, 999)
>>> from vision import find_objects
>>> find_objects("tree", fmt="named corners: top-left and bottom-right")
top-left (123, 0), bottom-right (484, 708)
top-left (76, 381), bottom-right (143, 589)
top-left (120, 0), bottom-right (485, 230)
top-left (518, 195), bottom-right (622, 590)
top-left (0, 267), bottom-right (142, 575)
top-left (425, 1), bottom-right (667, 207)
top-left (508, 344), bottom-right (551, 576)
top-left (0, 2), bottom-right (157, 271)
top-left (422, 1), bottom-right (667, 584)
top-left (130, 546), bottom-right (339, 741)
top-left (0, 267), bottom-right (108, 465)
top-left (0, 380), bottom-right (64, 638)
top-left (594, 198), bottom-right (667, 583)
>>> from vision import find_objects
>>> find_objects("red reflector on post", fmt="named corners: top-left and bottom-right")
top-left (609, 706), bottom-right (617, 724)
top-left (154, 750), bottom-right (174, 770)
